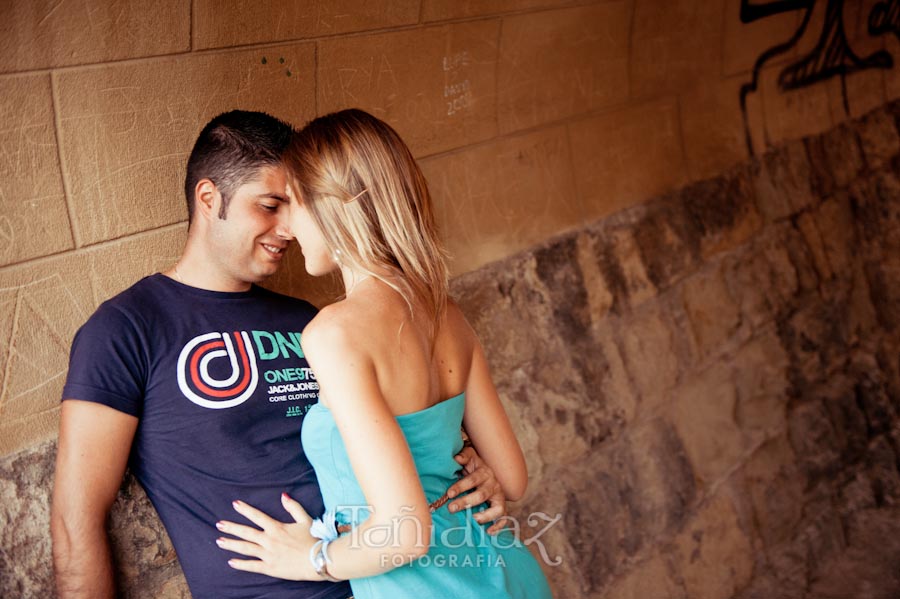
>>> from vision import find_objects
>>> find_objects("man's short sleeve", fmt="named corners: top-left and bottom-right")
top-left (62, 302), bottom-right (147, 417)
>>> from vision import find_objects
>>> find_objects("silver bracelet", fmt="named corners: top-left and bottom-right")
top-left (309, 539), bottom-right (341, 582)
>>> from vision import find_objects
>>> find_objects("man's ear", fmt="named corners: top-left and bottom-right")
top-left (195, 179), bottom-right (221, 220)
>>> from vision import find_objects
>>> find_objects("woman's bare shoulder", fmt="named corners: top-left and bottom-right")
top-left (302, 302), bottom-right (359, 356)
top-left (303, 290), bottom-right (398, 354)
top-left (443, 300), bottom-right (476, 338)
top-left (435, 300), bottom-right (479, 360)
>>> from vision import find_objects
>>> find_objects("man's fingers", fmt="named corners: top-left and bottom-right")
top-left (483, 492), bottom-right (510, 533)
top-left (486, 516), bottom-right (513, 535)
top-left (473, 503), bottom-right (505, 525)
top-left (453, 446), bottom-right (475, 467)
top-left (450, 487), bottom-right (491, 512)
top-left (454, 446), bottom-right (485, 475)
top-left (448, 467), bottom-right (488, 498)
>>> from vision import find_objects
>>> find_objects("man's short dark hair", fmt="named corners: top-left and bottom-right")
top-left (184, 110), bottom-right (293, 222)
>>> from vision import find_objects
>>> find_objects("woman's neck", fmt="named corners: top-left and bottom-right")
top-left (341, 266), bottom-right (373, 296)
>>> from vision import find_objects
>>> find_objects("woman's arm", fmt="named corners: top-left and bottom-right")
top-left (461, 340), bottom-right (528, 501)
top-left (305, 316), bottom-right (433, 575)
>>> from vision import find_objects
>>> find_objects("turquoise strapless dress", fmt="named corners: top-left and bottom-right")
top-left (301, 393), bottom-right (553, 599)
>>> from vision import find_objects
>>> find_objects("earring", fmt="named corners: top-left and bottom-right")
top-left (332, 248), bottom-right (342, 264)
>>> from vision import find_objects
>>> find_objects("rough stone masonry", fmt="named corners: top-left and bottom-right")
top-left (4, 101), bottom-right (900, 598)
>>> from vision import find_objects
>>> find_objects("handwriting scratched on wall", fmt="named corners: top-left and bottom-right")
top-left (740, 0), bottom-right (897, 154)
top-left (0, 274), bottom-right (84, 418)
top-left (443, 51), bottom-right (474, 118)
top-left (431, 133), bottom-right (577, 271)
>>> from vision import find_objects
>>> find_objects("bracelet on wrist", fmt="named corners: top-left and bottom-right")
top-left (309, 539), bottom-right (341, 582)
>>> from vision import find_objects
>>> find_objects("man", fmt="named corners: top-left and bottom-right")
top-left (51, 111), bottom-right (504, 598)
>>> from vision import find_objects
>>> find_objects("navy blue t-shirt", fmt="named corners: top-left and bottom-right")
top-left (62, 274), bottom-right (351, 599)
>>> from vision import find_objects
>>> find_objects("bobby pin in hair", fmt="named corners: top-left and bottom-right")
top-left (344, 189), bottom-right (368, 204)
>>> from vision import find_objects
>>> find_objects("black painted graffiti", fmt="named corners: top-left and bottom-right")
top-left (869, 0), bottom-right (900, 39)
top-left (741, 0), bottom-right (813, 21)
top-left (740, 0), bottom-right (894, 155)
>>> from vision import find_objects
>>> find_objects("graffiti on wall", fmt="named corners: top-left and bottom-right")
top-left (740, 0), bottom-right (897, 154)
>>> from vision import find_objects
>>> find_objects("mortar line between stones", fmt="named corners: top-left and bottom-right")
top-left (719, 0), bottom-right (728, 79)
top-left (561, 114), bottom-right (583, 218)
top-left (418, 95), bottom-right (639, 163)
top-left (673, 95), bottom-right (692, 183)
top-left (313, 40), bottom-right (319, 116)
top-left (493, 16), bottom-right (504, 137)
top-left (3, 4), bottom-right (614, 79)
top-left (626, 0), bottom-right (637, 103)
top-left (0, 288), bottom-right (23, 417)
top-left (0, 221), bottom-right (188, 273)
top-left (49, 71), bottom-right (81, 250)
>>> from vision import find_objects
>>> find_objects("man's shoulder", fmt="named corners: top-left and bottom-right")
top-left (79, 275), bottom-right (168, 333)
top-left (95, 274), bottom-right (165, 312)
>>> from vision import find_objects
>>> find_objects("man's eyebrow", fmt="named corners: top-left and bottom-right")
top-left (259, 193), bottom-right (289, 202)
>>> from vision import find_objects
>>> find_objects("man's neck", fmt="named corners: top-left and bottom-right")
top-left (167, 246), bottom-right (253, 293)
top-left (165, 266), bottom-right (252, 293)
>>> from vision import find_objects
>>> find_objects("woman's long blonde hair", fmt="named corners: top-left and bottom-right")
top-left (284, 109), bottom-right (449, 333)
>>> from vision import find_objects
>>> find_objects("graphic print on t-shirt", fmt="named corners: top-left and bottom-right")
top-left (177, 331), bottom-right (259, 409)
top-left (176, 329), bottom-right (318, 411)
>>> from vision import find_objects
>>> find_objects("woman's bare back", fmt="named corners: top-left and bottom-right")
top-left (317, 278), bottom-right (476, 416)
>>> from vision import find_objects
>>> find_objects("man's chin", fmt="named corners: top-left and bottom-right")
top-left (254, 268), bottom-right (280, 282)
top-left (242, 264), bottom-right (281, 284)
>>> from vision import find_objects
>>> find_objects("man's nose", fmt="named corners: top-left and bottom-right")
top-left (274, 217), bottom-right (294, 241)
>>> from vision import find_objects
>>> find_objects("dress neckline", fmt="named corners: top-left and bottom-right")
top-left (310, 391), bottom-right (465, 419)
top-left (395, 391), bottom-right (465, 420)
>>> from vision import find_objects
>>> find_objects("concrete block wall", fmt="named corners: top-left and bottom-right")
top-left (3, 1), bottom-right (900, 597)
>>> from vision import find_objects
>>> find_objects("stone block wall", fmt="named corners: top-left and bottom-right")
top-left (4, 1), bottom-right (900, 597)
top-left (448, 102), bottom-right (900, 598)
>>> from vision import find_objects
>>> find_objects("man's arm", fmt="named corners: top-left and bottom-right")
top-left (51, 400), bottom-right (138, 599)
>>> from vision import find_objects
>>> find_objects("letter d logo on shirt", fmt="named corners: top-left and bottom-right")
top-left (177, 332), bottom-right (259, 409)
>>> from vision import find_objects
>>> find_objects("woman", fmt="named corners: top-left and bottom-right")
top-left (216, 109), bottom-right (553, 598)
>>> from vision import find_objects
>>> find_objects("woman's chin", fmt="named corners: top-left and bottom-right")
top-left (303, 262), bottom-right (338, 278)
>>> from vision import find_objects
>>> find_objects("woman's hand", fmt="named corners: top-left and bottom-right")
top-left (447, 446), bottom-right (509, 534)
top-left (216, 493), bottom-right (323, 581)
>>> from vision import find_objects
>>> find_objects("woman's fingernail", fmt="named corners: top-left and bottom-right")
top-left (216, 538), bottom-right (224, 546)
top-left (216, 521), bottom-right (225, 530)
top-left (449, 504), bottom-right (457, 513)
top-left (232, 500), bottom-right (241, 508)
